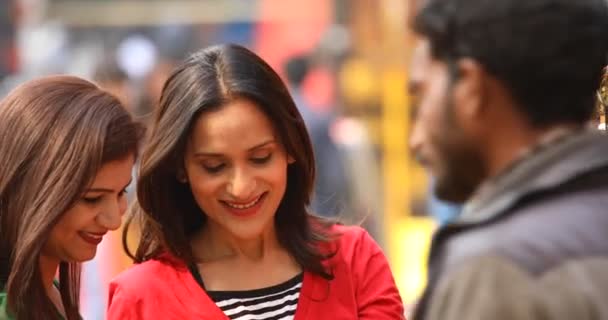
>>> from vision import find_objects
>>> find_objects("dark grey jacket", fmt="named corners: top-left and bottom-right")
top-left (414, 130), bottom-right (608, 320)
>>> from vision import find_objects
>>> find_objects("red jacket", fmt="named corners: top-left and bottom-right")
top-left (107, 225), bottom-right (405, 319)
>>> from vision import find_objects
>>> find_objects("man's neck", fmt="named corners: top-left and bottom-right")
top-left (485, 124), bottom-right (580, 179)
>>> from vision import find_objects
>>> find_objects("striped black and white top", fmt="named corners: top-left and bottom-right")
top-left (206, 273), bottom-right (303, 320)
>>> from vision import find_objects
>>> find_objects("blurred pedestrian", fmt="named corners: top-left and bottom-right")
top-left (93, 60), bottom-right (134, 114)
top-left (285, 55), bottom-right (349, 217)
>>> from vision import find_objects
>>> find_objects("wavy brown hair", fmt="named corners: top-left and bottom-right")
top-left (124, 44), bottom-right (336, 279)
top-left (0, 75), bottom-right (143, 319)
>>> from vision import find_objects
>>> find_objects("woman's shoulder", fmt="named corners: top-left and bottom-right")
top-left (329, 224), bottom-right (366, 238)
top-left (110, 253), bottom-right (189, 293)
top-left (329, 224), bottom-right (373, 246)
top-left (326, 224), bottom-right (383, 261)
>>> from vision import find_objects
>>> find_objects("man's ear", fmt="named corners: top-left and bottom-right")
top-left (453, 58), bottom-right (487, 120)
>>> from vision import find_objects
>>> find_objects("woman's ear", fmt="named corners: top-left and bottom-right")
top-left (288, 155), bottom-right (296, 164)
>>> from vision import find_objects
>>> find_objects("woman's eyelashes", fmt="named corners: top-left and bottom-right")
top-left (82, 196), bottom-right (102, 204)
top-left (81, 188), bottom-right (128, 204)
top-left (251, 153), bottom-right (272, 164)
top-left (201, 153), bottom-right (273, 174)
top-left (203, 163), bottom-right (226, 174)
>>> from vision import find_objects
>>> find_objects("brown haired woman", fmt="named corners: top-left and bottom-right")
top-left (0, 75), bottom-right (143, 319)
top-left (107, 44), bottom-right (404, 320)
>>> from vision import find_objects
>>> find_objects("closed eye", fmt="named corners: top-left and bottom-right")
top-left (82, 196), bottom-right (102, 204)
top-left (203, 163), bottom-right (226, 173)
top-left (251, 154), bottom-right (272, 164)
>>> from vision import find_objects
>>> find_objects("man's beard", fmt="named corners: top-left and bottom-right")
top-left (433, 131), bottom-right (486, 203)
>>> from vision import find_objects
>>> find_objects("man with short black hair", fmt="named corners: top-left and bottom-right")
top-left (409, 0), bottom-right (608, 318)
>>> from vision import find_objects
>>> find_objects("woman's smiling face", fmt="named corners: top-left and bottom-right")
top-left (183, 98), bottom-right (293, 240)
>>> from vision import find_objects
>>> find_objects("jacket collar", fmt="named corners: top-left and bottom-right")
top-left (454, 129), bottom-right (608, 226)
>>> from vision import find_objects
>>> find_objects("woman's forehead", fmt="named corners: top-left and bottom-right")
top-left (188, 99), bottom-right (278, 152)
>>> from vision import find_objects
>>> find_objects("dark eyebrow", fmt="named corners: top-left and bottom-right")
top-left (86, 178), bottom-right (132, 193)
top-left (248, 140), bottom-right (275, 151)
top-left (194, 140), bottom-right (276, 157)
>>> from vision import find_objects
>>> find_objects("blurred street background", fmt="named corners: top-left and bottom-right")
top-left (1, 0), bottom-right (438, 317)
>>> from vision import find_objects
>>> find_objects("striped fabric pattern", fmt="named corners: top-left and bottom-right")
top-left (207, 274), bottom-right (303, 320)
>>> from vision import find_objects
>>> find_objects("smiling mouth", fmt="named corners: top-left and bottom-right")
top-left (222, 193), bottom-right (266, 209)
top-left (78, 231), bottom-right (105, 245)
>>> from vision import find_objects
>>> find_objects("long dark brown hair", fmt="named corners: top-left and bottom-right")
top-left (0, 75), bottom-right (143, 319)
top-left (124, 44), bottom-right (336, 279)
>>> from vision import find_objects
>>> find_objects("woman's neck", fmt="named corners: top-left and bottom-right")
top-left (39, 255), bottom-right (66, 317)
top-left (39, 254), bottom-right (59, 293)
top-left (192, 222), bottom-right (282, 263)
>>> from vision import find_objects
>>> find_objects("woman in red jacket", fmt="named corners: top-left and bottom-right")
top-left (107, 44), bottom-right (405, 320)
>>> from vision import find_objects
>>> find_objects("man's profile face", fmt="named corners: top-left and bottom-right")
top-left (409, 38), bottom-right (486, 203)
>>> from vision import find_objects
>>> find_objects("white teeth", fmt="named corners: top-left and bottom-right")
top-left (225, 195), bottom-right (262, 209)
top-left (85, 233), bottom-right (103, 239)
